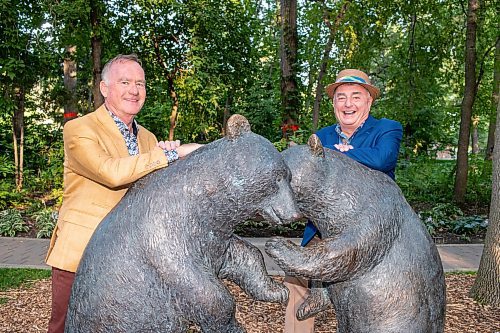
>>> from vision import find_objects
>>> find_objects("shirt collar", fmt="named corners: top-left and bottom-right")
top-left (335, 120), bottom-right (366, 145)
top-left (107, 109), bottom-right (139, 136)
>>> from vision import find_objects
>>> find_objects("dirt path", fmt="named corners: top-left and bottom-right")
top-left (0, 274), bottom-right (498, 332)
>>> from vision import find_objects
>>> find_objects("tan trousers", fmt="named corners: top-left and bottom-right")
top-left (284, 275), bottom-right (315, 333)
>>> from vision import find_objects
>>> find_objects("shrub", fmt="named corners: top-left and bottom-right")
top-left (0, 209), bottom-right (28, 237)
top-left (396, 157), bottom-right (455, 203)
top-left (417, 203), bottom-right (488, 240)
top-left (0, 155), bottom-right (15, 178)
top-left (0, 181), bottom-right (22, 210)
top-left (273, 129), bottom-right (308, 152)
top-left (396, 156), bottom-right (491, 205)
top-left (452, 215), bottom-right (488, 241)
top-left (32, 208), bottom-right (58, 239)
top-left (418, 203), bottom-right (464, 236)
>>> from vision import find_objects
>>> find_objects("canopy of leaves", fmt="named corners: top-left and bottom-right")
top-left (0, 0), bottom-right (497, 204)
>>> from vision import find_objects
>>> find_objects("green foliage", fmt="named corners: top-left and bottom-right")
top-left (445, 271), bottom-right (477, 276)
top-left (0, 209), bottom-right (28, 237)
top-left (0, 155), bottom-right (15, 178)
top-left (0, 0), bottom-right (497, 246)
top-left (418, 203), bottom-right (464, 236)
top-left (273, 129), bottom-right (309, 152)
top-left (32, 208), bottom-right (57, 239)
top-left (452, 216), bottom-right (488, 240)
top-left (465, 155), bottom-right (493, 203)
top-left (397, 158), bottom-right (456, 202)
top-left (0, 182), bottom-right (21, 210)
top-left (0, 268), bottom-right (51, 292)
top-left (396, 156), bottom-right (492, 204)
top-left (288, 219), bottom-right (307, 231)
top-left (397, 155), bottom-right (491, 239)
top-left (417, 203), bottom-right (488, 239)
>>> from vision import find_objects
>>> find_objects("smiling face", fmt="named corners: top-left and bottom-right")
top-left (333, 83), bottom-right (373, 136)
top-left (100, 59), bottom-right (146, 127)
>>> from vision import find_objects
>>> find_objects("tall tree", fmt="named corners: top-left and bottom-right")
top-left (63, 45), bottom-right (78, 122)
top-left (12, 86), bottom-right (25, 190)
top-left (1, 0), bottom-right (46, 190)
top-left (311, 0), bottom-right (351, 132)
top-left (279, 0), bottom-right (299, 138)
top-left (471, 115), bottom-right (480, 154)
top-left (485, 37), bottom-right (500, 160)
top-left (90, 0), bottom-right (104, 110)
top-left (44, 0), bottom-right (94, 121)
top-left (140, 2), bottom-right (187, 141)
top-left (453, 0), bottom-right (480, 203)
top-left (469, 93), bottom-right (500, 306)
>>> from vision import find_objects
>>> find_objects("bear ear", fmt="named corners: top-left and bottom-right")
top-left (308, 134), bottom-right (325, 157)
top-left (226, 114), bottom-right (251, 140)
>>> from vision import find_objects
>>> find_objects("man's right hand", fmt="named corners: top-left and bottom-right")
top-left (334, 143), bottom-right (354, 152)
top-left (157, 140), bottom-right (181, 151)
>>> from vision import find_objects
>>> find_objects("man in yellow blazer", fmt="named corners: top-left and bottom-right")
top-left (46, 54), bottom-right (201, 333)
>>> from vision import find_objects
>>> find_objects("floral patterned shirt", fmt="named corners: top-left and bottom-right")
top-left (108, 110), bottom-right (139, 156)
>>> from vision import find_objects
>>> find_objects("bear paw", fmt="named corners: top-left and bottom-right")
top-left (297, 286), bottom-right (331, 320)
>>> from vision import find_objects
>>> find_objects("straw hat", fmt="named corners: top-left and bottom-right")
top-left (325, 69), bottom-right (380, 100)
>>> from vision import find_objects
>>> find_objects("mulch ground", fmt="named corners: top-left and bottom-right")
top-left (0, 274), bottom-right (498, 332)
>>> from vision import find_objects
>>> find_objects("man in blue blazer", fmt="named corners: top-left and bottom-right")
top-left (284, 69), bottom-right (403, 333)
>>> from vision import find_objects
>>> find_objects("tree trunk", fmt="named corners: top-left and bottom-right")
top-left (311, 0), bottom-right (351, 132)
top-left (471, 116), bottom-right (480, 154)
top-left (64, 45), bottom-right (78, 123)
top-left (453, 0), bottom-right (479, 203)
top-left (279, 0), bottom-right (299, 138)
top-left (469, 95), bottom-right (500, 306)
top-left (151, 31), bottom-right (181, 141)
top-left (485, 37), bottom-right (500, 160)
top-left (91, 0), bottom-right (104, 110)
top-left (12, 86), bottom-right (25, 191)
top-left (222, 94), bottom-right (232, 136)
top-left (167, 75), bottom-right (179, 141)
top-left (404, 12), bottom-right (417, 154)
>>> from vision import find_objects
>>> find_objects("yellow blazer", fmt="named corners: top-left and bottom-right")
top-left (46, 105), bottom-right (168, 272)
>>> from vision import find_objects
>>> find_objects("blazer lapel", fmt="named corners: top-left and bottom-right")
top-left (352, 115), bottom-right (378, 146)
top-left (137, 125), bottom-right (153, 154)
top-left (94, 105), bottom-right (130, 157)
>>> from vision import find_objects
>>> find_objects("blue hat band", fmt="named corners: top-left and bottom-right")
top-left (336, 75), bottom-right (367, 84)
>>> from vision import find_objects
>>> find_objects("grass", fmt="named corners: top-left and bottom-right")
top-left (0, 268), bottom-right (476, 292)
top-left (0, 268), bottom-right (51, 304)
top-left (0, 268), bottom-right (51, 292)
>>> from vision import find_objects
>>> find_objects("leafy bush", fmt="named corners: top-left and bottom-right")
top-left (0, 155), bottom-right (15, 178)
top-left (273, 129), bottom-right (308, 152)
top-left (0, 209), bottom-right (28, 237)
top-left (396, 156), bottom-right (491, 205)
top-left (396, 157), bottom-right (455, 203)
top-left (235, 219), bottom-right (269, 231)
top-left (32, 208), bottom-right (57, 238)
top-left (0, 181), bottom-right (23, 210)
top-left (452, 216), bottom-right (488, 240)
top-left (418, 203), bottom-right (464, 236)
top-left (417, 203), bottom-right (488, 240)
top-left (464, 156), bottom-right (492, 203)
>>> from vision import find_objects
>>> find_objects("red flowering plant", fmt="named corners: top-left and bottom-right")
top-left (274, 123), bottom-right (307, 152)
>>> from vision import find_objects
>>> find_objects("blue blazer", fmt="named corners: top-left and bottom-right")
top-left (301, 115), bottom-right (403, 246)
